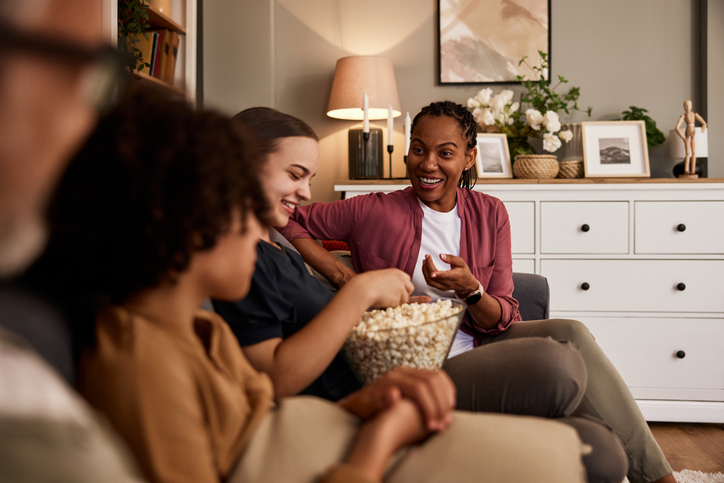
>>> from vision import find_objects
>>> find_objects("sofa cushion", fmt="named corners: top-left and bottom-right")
top-left (512, 272), bottom-right (550, 321)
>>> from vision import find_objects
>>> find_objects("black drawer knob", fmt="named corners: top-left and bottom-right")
top-left (676, 350), bottom-right (686, 359)
top-left (677, 283), bottom-right (686, 291)
top-left (581, 282), bottom-right (590, 291)
top-left (677, 224), bottom-right (686, 232)
top-left (581, 224), bottom-right (590, 232)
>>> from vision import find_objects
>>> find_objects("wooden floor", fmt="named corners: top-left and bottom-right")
top-left (649, 422), bottom-right (724, 473)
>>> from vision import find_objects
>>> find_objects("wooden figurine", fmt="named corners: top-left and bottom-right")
top-left (674, 100), bottom-right (707, 178)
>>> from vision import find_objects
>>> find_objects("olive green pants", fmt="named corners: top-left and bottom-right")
top-left (447, 319), bottom-right (672, 483)
top-left (443, 334), bottom-right (628, 483)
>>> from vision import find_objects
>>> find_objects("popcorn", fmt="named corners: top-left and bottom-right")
top-left (343, 300), bottom-right (465, 384)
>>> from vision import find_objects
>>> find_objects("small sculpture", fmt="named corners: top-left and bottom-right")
top-left (674, 100), bottom-right (707, 178)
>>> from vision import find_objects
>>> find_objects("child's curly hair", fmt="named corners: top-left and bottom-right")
top-left (42, 86), bottom-right (270, 305)
top-left (411, 101), bottom-right (478, 189)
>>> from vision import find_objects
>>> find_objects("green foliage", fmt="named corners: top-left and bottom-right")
top-left (516, 51), bottom-right (592, 117)
top-left (507, 136), bottom-right (537, 158)
top-left (621, 106), bottom-right (665, 147)
top-left (118, 0), bottom-right (151, 74)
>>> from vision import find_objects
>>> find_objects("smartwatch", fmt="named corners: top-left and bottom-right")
top-left (455, 282), bottom-right (484, 305)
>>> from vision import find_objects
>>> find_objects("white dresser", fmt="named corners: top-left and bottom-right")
top-left (334, 179), bottom-right (724, 423)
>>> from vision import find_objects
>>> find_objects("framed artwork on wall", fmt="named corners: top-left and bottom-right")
top-left (475, 133), bottom-right (513, 178)
top-left (438, 0), bottom-right (551, 84)
top-left (582, 121), bottom-right (651, 178)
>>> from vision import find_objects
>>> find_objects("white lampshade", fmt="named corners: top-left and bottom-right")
top-left (669, 129), bottom-right (708, 158)
top-left (327, 56), bottom-right (401, 120)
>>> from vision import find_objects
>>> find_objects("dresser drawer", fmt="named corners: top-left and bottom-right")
top-left (541, 202), bottom-right (628, 254)
top-left (635, 201), bottom-right (724, 254)
top-left (541, 259), bottom-right (724, 313)
top-left (579, 317), bottom-right (724, 393)
top-left (512, 258), bottom-right (535, 274)
top-left (504, 201), bottom-right (535, 254)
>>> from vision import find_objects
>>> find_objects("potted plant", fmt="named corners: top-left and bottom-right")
top-left (118, 0), bottom-right (151, 75)
top-left (468, 51), bottom-right (591, 163)
top-left (467, 88), bottom-right (537, 158)
top-left (620, 106), bottom-right (665, 147)
top-left (515, 51), bottom-right (592, 154)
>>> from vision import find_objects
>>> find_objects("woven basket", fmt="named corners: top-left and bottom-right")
top-left (557, 159), bottom-right (584, 179)
top-left (513, 155), bottom-right (559, 179)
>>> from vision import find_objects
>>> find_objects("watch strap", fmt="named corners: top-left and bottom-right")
top-left (455, 282), bottom-right (484, 305)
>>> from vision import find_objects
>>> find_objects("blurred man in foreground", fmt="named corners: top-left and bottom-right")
top-left (0, 0), bottom-right (142, 480)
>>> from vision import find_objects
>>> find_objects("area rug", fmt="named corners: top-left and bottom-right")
top-left (624, 470), bottom-right (724, 483)
top-left (672, 471), bottom-right (724, 483)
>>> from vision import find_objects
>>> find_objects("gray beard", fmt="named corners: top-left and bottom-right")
top-left (0, 215), bottom-right (46, 279)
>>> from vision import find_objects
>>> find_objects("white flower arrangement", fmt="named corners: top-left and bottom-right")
top-left (467, 51), bottom-right (591, 156)
top-left (468, 88), bottom-right (519, 129)
top-left (467, 89), bottom-right (574, 153)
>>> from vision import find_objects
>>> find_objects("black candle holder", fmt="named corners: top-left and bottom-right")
top-left (380, 146), bottom-right (410, 180)
top-left (387, 145), bottom-right (394, 179)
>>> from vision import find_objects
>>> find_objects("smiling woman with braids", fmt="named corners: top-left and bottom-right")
top-left (279, 100), bottom-right (675, 483)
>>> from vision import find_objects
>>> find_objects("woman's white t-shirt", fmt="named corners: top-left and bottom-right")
top-left (410, 198), bottom-right (475, 358)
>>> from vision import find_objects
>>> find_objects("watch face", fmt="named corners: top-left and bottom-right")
top-left (466, 292), bottom-right (482, 305)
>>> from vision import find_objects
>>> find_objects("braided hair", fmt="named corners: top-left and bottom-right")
top-left (410, 101), bottom-right (478, 189)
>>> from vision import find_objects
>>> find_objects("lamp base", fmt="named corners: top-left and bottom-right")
top-left (349, 128), bottom-right (383, 179)
top-left (672, 158), bottom-right (707, 178)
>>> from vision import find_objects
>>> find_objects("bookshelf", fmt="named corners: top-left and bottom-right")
top-left (147, 6), bottom-right (186, 33)
top-left (103, 0), bottom-right (197, 101)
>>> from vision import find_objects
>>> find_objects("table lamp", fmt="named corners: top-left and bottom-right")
top-left (327, 56), bottom-right (401, 179)
top-left (669, 128), bottom-right (708, 178)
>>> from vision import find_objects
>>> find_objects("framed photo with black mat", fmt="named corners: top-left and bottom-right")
top-left (475, 133), bottom-right (513, 178)
top-left (582, 121), bottom-right (650, 178)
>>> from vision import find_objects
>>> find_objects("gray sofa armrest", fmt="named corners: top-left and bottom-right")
top-left (512, 272), bottom-right (550, 321)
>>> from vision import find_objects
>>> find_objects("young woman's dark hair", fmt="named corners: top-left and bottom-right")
top-left (30, 86), bottom-right (270, 352)
top-left (232, 106), bottom-right (318, 163)
top-left (411, 101), bottom-right (478, 189)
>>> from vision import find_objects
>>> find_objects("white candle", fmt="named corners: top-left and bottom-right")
top-left (404, 112), bottom-right (412, 155)
top-left (363, 91), bottom-right (369, 133)
top-left (387, 105), bottom-right (394, 147)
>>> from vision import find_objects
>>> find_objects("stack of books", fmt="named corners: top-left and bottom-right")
top-left (132, 29), bottom-right (180, 85)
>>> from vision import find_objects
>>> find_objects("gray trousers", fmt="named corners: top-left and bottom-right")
top-left (443, 319), bottom-right (672, 483)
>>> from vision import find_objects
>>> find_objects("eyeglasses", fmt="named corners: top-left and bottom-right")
top-left (0, 22), bottom-right (127, 113)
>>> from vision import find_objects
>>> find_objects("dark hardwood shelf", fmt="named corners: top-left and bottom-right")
top-left (133, 70), bottom-right (186, 96)
top-left (146, 5), bottom-right (185, 34)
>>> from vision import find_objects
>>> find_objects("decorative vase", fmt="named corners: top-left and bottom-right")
top-left (348, 128), bottom-right (383, 179)
top-left (507, 136), bottom-right (536, 161)
top-left (513, 154), bottom-right (559, 179)
top-left (560, 123), bottom-right (583, 161)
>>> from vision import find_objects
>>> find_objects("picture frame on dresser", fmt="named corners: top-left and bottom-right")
top-left (582, 121), bottom-right (650, 178)
top-left (475, 133), bottom-right (513, 178)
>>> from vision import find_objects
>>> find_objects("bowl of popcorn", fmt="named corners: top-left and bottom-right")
top-left (342, 299), bottom-right (466, 384)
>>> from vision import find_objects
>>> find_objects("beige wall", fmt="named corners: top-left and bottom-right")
top-left (205, 0), bottom-right (719, 202)
top-left (203, 0), bottom-right (274, 112)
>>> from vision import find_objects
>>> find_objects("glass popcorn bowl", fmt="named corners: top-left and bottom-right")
top-left (342, 299), bottom-right (466, 384)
